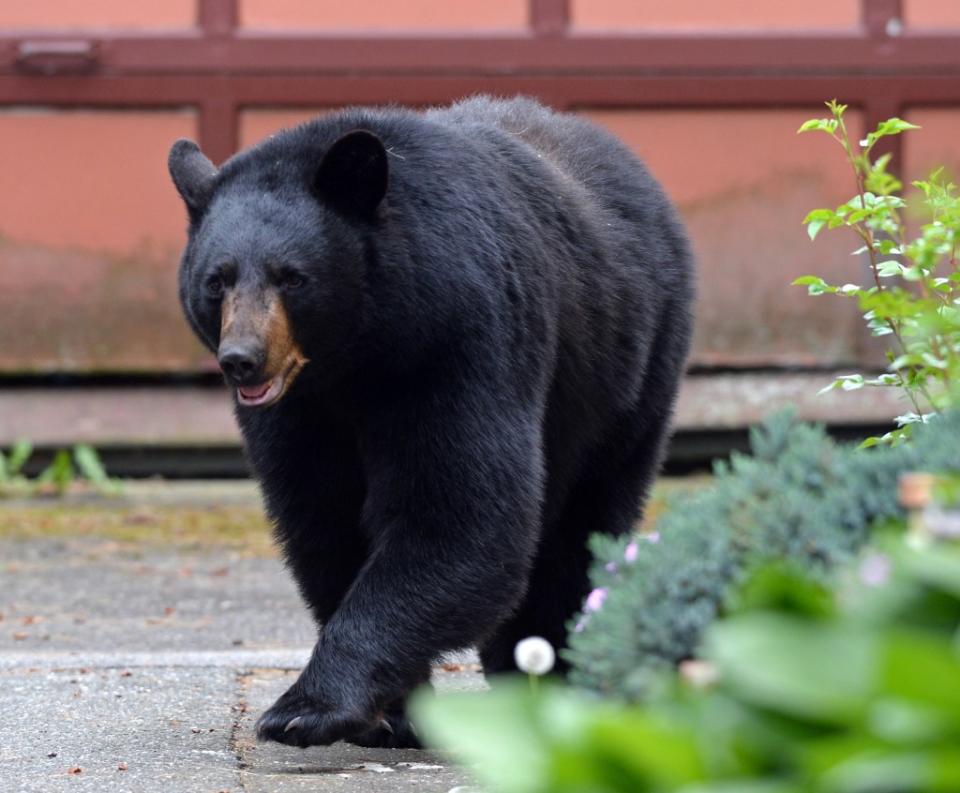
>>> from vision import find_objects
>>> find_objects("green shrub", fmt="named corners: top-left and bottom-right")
top-left (414, 541), bottom-right (960, 793)
top-left (564, 411), bottom-right (960, 700)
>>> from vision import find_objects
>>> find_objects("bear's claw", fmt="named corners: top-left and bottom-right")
top-left (255, 690), bottom-right (370, 748)
top-left (350, 711), bottom-right (421, 749)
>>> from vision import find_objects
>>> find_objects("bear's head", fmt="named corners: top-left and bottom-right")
top-left (168, 130), bottom-right (388, 408)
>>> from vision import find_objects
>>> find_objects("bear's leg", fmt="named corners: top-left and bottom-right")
top-left (481, 333), bottom-right (687, 675)
top-left (478, 526), bottom-right (593, 676)
top-left (282, 530), bottom-right (369, 627)
top-left (255, 395), bottom-right (544, 748)
top-left (264, 442), bottom-right (370, 627)
top-left (247, 407), bottom-right (371, 628)
top-left (479, 414), bottom-right (668, 676)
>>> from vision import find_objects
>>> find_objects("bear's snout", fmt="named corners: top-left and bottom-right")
top-left (216, 288), bottom-right (309, 408)
top-left (218, 343), bottom-right (265, 386)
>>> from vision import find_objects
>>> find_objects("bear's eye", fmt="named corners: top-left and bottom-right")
top-left (279, 271), bottom-right (306, 290)
top-left (206, 275), bottom-right (225, 298)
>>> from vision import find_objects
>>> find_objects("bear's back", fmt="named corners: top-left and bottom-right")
top-left (426, 96), bottom-right (668, 229)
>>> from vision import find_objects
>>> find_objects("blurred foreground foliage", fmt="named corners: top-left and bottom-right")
top-left (414, 541), bottom-right (960, 793)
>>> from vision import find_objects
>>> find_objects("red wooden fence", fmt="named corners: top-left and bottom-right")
top-left (0, 0), bottom-right (958, 438)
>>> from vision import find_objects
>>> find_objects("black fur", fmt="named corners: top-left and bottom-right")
top-left (169, 96), bottom-right (694, 748)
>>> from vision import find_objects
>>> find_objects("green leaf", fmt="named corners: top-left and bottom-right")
top-left (866, 699), bottom-right (951, 745)
top-left (802, 209), bottom-right (836, 224)
top-left (894, 412), bottom-right (934, 427)
top-left (889, 353), bottom-right (922, 370)
top-left (792, 276), bottom-right (833, 296)
top-left (728, 564), bottom-right (836, 620)
top-left (900, 545), bottom-right (960, 600)
top-left (862, 118), bottom-right (922, 151)
top-left (587, 708), bottom-right (707, 787)
top-left (73, 445), bottom-right (109, 483)
top-left (412, 681), bottom-right (709, 792)
top-left (817, 749), bottom-right (940, 793)
top-left (36, 450), bottom-right (75, 495)
top-left (840, 374), bottom-right (866, 391)
top-left (921, 352), bottom-right (948, 369)
top-left (678, 782), bottom-right (799, 793)
top-left (802, 209), bottom-right (837, 241)
top-left (826, 99), bottom-right (849, 118)
top-left (807, 220), bottom-right (825, 241)
top-left (8, 439), bottom-right (32, 476)
top-left (902, 265), bottom-right (925, 281)
top-left (877, 240), bottom-right (902, 255)
top-left (876, 261), bottom-right (905, 278)
top-left (73, 445), bottom-right (119, 494)
top-left (797, 118), bottom-right (837, 135)
top-left (411, 682), bottom-right (555, 792)
top-left (706, 614), bottom-right (876, 724)
top-left (880, 629), bottom-right (960, 717)
top-left (819, 375), bottom-right (866, 395)
top-left (875, 118), bottom-right (922, 136)
top-left (859, 428), bottom-right (909, 447)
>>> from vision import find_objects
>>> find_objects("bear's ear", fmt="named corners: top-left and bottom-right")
top-left (314, 130), bottom-right (388, 220)
top-left (168, 139), bottom-right (218, 220)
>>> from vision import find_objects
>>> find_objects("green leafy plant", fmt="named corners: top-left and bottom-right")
top-left (414, 541), bottom-right (960, 793)
top-left (796, 101), bottom-right (960, 444)
top-left (0, 441), bottom-right (121, 498)
top-left (73, 443), bottom-right (117, 491)
top-left (0, 439), bottom-right (33, 495)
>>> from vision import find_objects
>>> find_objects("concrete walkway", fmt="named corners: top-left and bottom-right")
top-left (0, 523), bottom-right (482, 792)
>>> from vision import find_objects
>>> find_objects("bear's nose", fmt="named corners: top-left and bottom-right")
top-left (218, 344), bottom-right (264, 385)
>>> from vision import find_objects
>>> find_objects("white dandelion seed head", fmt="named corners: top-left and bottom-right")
top-left (514, 636), bottom-right (556, 676)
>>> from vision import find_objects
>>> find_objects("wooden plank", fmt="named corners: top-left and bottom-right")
top-left (0, 374), bottom-right (907, 447)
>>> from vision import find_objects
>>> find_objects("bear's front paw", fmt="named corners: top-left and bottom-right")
top-left (255, 686), bottom-right (371, 748)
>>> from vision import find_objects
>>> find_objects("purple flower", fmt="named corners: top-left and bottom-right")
top-left (585, 587), bottom-right (608, 613)
top-left (624, 542), bottom-right (639, 563)
top-left (859, 552), bottom-right (891, 587)
top-left (644, 531), bottom-right (661, 544)
top-left (604, 561), bottom-right (618, 574)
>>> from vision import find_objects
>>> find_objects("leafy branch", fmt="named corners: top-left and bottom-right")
top-left (796, 101), bottom-right (960, 444)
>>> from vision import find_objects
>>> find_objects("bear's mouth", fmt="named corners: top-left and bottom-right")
top-left (236, 355), bottom-right (307, 408)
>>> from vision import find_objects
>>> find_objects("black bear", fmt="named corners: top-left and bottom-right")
top-left (168, 96), bottom-right (693, 749)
